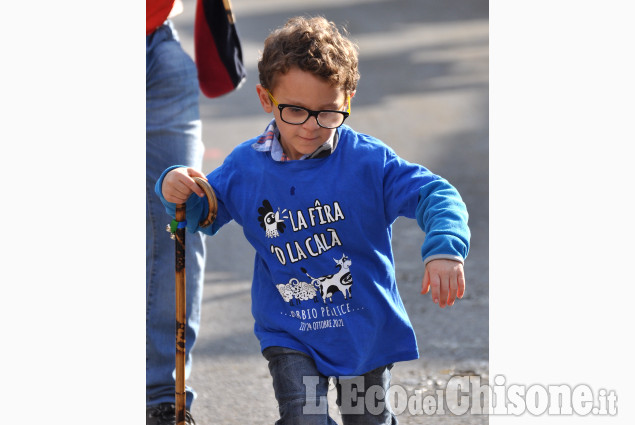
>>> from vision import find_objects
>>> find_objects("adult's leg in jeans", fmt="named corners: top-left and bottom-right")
top-left (337, 364), bottom-right (398, 425)
top-left (146, 21), bottom-right (206, 410)
top-left (263, 347), bottom-right (339, 425)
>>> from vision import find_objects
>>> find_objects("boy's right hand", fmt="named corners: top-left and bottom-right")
top-left (162, 167), bottom-right (208, 204)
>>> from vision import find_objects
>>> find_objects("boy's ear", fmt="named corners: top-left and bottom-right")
top-left (256, 84), bottom-right (274, 113)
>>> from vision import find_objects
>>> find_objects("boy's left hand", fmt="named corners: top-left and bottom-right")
top-left (421, 259), bottom-right (465, 308)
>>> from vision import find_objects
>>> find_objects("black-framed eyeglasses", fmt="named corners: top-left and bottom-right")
top-left (266, 89), bottom-right (350, 129)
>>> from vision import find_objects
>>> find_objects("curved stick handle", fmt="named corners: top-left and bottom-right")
top-left (193, 177), bottom-right (218, 228)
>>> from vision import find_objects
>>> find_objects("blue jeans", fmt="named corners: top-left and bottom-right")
top-left (263, 347), bottom-right (398, 425)
top-left (146, 21), bottom-right (206, 409)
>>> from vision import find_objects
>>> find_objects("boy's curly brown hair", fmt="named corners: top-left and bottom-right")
top-left (258, 16), bottom-right (360, 95)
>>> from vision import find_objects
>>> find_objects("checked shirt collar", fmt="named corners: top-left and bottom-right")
top-left (251, 119), bottom-right (338, 161)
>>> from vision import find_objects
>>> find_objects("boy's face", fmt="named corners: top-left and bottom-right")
top-left (257, 67), bottom-right (352, 160)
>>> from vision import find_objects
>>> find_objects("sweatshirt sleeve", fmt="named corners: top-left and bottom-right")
top-left (416, 178), bottom-right (470, 265)
top-left (382, 148), bottom-right (470, 265)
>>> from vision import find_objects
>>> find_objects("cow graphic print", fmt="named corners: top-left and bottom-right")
top-left (301, 254), bottom-right (353, 303)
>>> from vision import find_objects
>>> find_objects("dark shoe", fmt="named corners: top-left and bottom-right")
top-left (146, 403), bottom-right (196, 425)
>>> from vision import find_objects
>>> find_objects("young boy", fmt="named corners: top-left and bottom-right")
top-left (156, 16), bottom-right (469, 424)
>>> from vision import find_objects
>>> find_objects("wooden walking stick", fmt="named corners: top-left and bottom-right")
top-left (169, 177), bottom-right (217, 425)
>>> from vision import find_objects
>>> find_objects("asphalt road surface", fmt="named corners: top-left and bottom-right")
top-left (171, 1), bottom-right (488, 423)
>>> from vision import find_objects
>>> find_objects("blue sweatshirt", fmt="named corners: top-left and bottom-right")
top-left (156, 124), bottom-right (470, 377)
